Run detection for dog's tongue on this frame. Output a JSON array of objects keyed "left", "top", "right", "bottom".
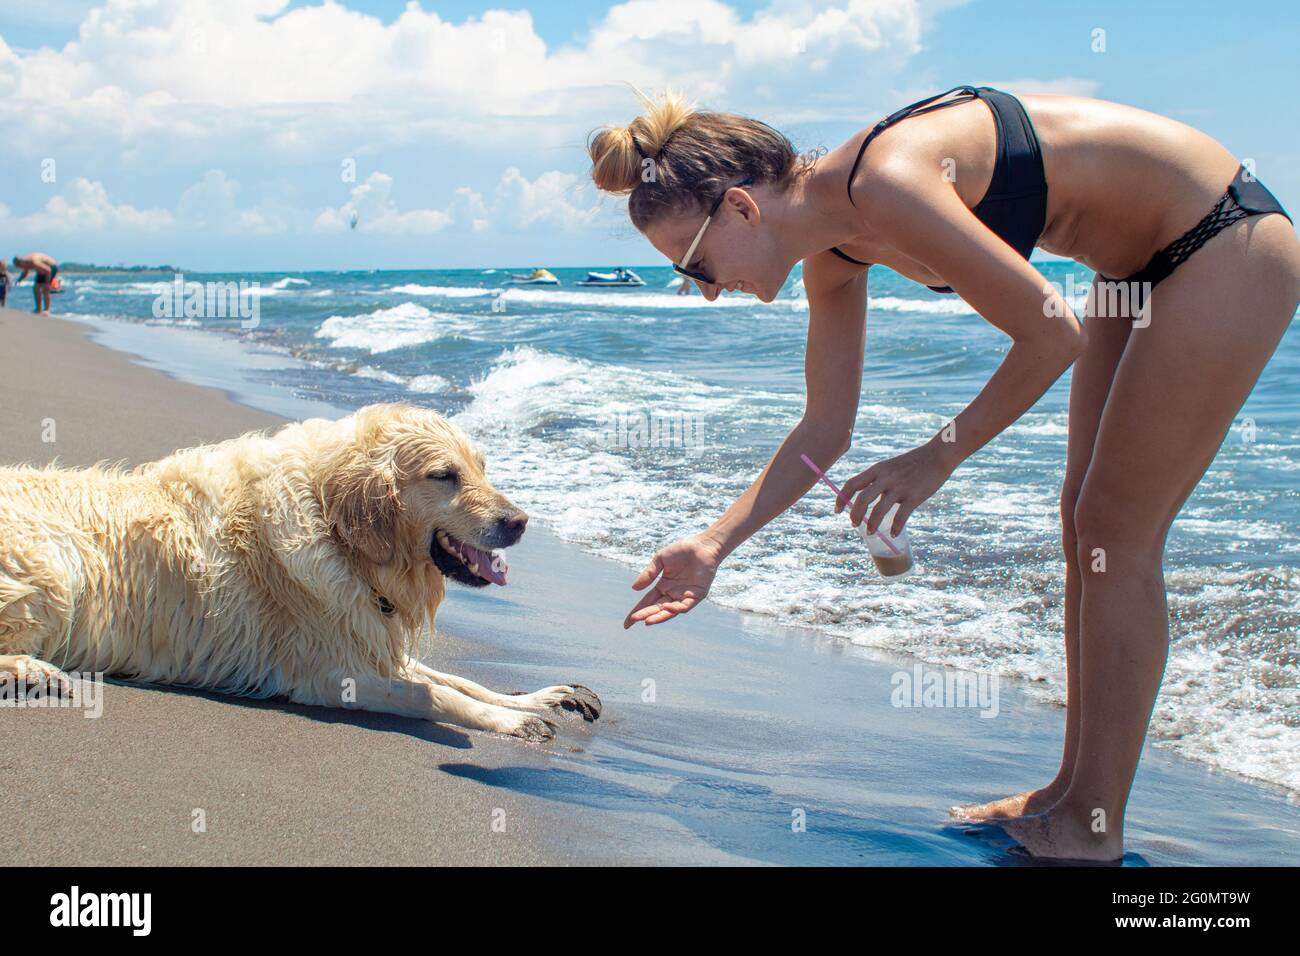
[{"left": 463, "top": 542, "right": 507, "bottom": 586}]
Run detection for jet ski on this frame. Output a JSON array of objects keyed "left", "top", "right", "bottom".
[
  {"left": 576, "top": 267, "right": 644, "bottom": 287},
  {"left": 504, "top": 268, "right": 560, "bottom": 285}
]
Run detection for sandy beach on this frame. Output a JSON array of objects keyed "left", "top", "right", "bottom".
[
  {"left": 0, "top": 308, "right": 600, "bottom": 865},
  {"left": 2, "top": 306, "right": 1297, "bottom": 866}
]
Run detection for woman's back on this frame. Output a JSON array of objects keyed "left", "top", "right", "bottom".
[{"left": 1018, "top": 93, "right": 1243, "bottom": 276}]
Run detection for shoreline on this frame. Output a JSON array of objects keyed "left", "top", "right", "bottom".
[{"left": 3, "top": 307, "right": 1296, "bottom": 865}]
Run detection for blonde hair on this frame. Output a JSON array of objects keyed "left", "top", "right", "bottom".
[{"left": 587, "top": 85, "right": 807, "bottom": 230}]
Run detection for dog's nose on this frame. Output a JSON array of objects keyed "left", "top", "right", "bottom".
[{"left": 494, "top": 509, "right": 528, "bottom": 546}]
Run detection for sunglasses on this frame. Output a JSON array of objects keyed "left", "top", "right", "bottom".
[{"left": 672, "top": 176, "right": 754, "bottom": 286}]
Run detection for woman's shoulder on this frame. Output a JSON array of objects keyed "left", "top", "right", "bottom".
[{"left": 841, "top": 107, "right": 979, "bottom": 212}]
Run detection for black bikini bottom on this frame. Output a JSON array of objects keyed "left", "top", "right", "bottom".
[{"left": 1100, "top": 166, "right": 1292, "bottom": 320}]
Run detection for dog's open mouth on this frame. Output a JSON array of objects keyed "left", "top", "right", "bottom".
[{"left": 431, "top": 529, "right": 509, "bottom": 588}]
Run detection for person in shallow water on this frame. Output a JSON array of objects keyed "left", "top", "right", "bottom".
[
  {"left": 13, "top": 252, "right": 60, "bottom": 314},
  {"left": 586, "top": 85, "right": 1300, "bottom": 862}
]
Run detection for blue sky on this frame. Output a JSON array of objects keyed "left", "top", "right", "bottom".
[{"left": 1, "top": 0, "right": 1295, "bottom": 270}]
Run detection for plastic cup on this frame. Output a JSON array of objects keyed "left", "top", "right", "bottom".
[
  {"left": 858, "top": 501, "right": 913, "bottom": 577},
  {"left": 796, "top": 453, "right": 916, "bottom": 579}
]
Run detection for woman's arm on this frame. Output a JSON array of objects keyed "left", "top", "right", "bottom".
[
  {"left": 839, "top": 148, "right": 1089, "bottom": 537},
  {"left": 703, "top": 263, "right": 868, "bottom": 559},
  {"left": 625, "top": 260, "right": 867, "bottom": 627}
]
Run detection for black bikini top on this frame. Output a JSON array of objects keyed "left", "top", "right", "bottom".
[{"left": 829, "top": 85, "right": 1048, "bottom": 294}]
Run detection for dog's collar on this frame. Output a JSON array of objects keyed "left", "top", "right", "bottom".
[{"left": 373, "top": 591, "right": 396, "bottom": 616}]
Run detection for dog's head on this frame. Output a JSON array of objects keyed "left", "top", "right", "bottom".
[{"left": 320, "top": 403, "right": 527, "bottom": 589}]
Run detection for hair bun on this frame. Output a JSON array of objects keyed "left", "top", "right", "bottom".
[
  {"left": 587, "top": 125, "right": 645, "bottom": 195},
  {"left": 588, "top": 86, "right": 697, "bottom": 195}
]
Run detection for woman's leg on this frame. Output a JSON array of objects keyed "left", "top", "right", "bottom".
[
  {"left": 1002, "top": 213, "right": 1300, "bottom": 860},
  {"left": 953, "top": 278, "right": 1132, "bottom": 821}
]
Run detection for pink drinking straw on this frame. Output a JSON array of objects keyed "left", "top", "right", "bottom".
[{"left": 800, "top": 453, "right": 903, "bottom": 556}]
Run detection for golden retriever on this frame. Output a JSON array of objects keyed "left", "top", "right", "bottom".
[{"left": 0, "top": 402, "right": 599, "bottom": 740}]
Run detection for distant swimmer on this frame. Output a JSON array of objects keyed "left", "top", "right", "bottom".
[{"left": 13, "top": 253, "right": 59, "bottom": 314}]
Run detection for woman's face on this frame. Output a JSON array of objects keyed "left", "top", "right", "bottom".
[{"left": 644, "top": 184, "right": 794, "bottom": 303}]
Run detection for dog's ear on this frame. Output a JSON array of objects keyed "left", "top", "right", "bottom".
[{"left": 322, "top": 454, "right": 400, "bottom": 566}]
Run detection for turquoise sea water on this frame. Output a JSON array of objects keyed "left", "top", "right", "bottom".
[{"left": 59, "top": 263, "right": 1299, "bottom": 794}]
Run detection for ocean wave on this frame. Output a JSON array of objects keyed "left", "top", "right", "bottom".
[
  {"left": 408, "top": 374, "right": 451, "bottom": 393},
  {"left": 1154, "top": 566, "right": 1300, "bottom": 790},
  {"left": 457, "top": 344, "right": 754, "bottom": 437},
  {"left": 1169, "top": 517, "right": 1287, "bottom": 543},
  {"left": 1006, "top": 414, "right": 1069, "bottom": 437},
  {"left": 315, "top": 303, "right": 476, "bottom": 353},
  {"left": 868, "top": 295, "right": 980, "bottom": 316},
  {"left": 483, "top": 289, "right": 989, "bottom": 317},
  {"left": 713, "top": 553, "right": 1300, "bottom": 791},
  {"left": 774, "top": 294, "right": 985, "bottom": 316},
  {"left": 69, "top": 277, "right": 292, "bottom": 298},
  {"left": 388, "top": 283, "right": 495, "bottom": 297},
  {"left": 69, "top": 279, "right": 168, "bottom": 295},
  {"left": 354, "top": 364, "right": 451, "bottom": 393},
  {"left": 855, "top": 402, "right": 949, "bottom": 430},
  {"left": 352, "top": 365, "right": 407, "bottom": 386},
  {"left": 496, "top": 287, "right": 759, "bottom": 310}
]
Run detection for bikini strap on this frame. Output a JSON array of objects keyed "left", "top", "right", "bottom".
[{"left": 845, "top": 85, "right": 980, "bottom": 208}]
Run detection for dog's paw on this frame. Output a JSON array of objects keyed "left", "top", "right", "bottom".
[
  {"left": 557, "top": 684, "right": 601, "bottom": 722},
  {"left": 0, "top": 654, "right": 74, "bottom": 698},
  {"left": 518, "top": 684, "right": 602, "bottom": 722},
  {"left": 500, "top": 711, "right": 558, "bottom": 742}
]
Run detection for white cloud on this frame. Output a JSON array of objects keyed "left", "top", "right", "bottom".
[
  {"left": 314, "top": 167, "right": 604, "bottom": 235},
  {"left": 4, "top": 1, "right": 1108, "bottom": 257},
  {"left": 0, "top": 178, "right": 172, "bottom": 234},
  {"left": 314, "top": 172, "right": 453, "bottom": 236},
  {"left": 0, "top": 0, "right": 942, "bottom": 159},
  {"left": 176, "top": 169, "right": 289, "bottom": 235},
  {"left": 446, "top": 187, "right": 492, "bottom": 233},
  {"left": 0, "top": 162, "right": 604, "bottom": 243},
  {"left": 493, "top": 168, "right": 603, "bottom": 230}
]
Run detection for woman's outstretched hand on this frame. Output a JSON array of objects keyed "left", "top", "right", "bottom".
[
  {"left": 836, "top": 441, "right": 955, "bottom": 536},
  {"left": 624, "top": 533, "right": 724, "bottom": 628}
]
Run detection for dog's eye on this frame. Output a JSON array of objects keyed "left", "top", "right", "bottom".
[{"left": 427, "top": 470, "right": 458, "bottom": 483}]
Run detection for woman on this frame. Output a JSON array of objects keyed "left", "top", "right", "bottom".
[{"left": 587, "top": 85, "right": 1300, "bottom": 862}]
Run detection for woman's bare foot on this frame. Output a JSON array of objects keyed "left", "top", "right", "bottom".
[
  {"left": 998, "top": 807, "right": 1123, "bottom": 863},
  {"left": 949, "top": 786, "right": 1064, "bottom": 821}
]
